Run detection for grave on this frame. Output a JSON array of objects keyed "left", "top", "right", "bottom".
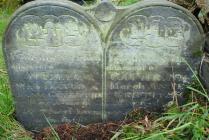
[{"left": 3, "top": 0, "right": 204, "bottom": 130}]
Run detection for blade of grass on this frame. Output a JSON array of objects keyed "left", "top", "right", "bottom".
[
  {"left": 122, "top": 135, "right": 140, "bottom": 140},
  {"left": 43, "top": 114, "right": 60, "bottom": 140},
  {"left": 187, "top": 86, "right": 209, "bottom": 101},
  {"left": 111, "top": 131, "right": 122, "bottom": 140},
  {"left": 142, "top": 123, "right": 192, "bottom": 140},
  {"left": 184, "top": 60, "right": 208, "bottom": 95}
]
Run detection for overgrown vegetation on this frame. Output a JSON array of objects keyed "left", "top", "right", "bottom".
[
  {"left": 111, "top": 62, "right": 209, "bottom": 140},
  {"left": 113, "top": 0, "right": 140, "bottom": 6},
  {"left": 0, "top": 0, "right": 21, "bottom": 12},
  {"left": 0, "top": 5, "right": 32, "bottom": 140}
]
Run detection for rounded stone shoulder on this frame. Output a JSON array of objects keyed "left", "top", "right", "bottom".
[
  {"left": 8, "top": 0, "right": 86, "bottom": 19},
  {"left": 3, "top": 0, "right": 100, "bottom": 44}
]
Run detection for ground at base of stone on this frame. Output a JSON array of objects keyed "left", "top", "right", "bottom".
[
  {"left": 33, "top": 109, "right": 155, "bottom": 140},
  {"left": 34, "top": 120, "right": 131, "bottom": 140}
]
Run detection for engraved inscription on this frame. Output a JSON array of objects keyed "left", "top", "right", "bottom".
[{"left": 119, "top": 15, "right": 190, "bottom": 48}]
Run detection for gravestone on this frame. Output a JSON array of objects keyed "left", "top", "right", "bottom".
[
  {"left": 104, "top": 1, "right": 204, "bottom": 120},
  {"left": 3, "top": 0, "right": 204, "bottom": 130},
  {"left": 200, "top": 34, "right": 209, "bottom": 90},
  {"left": 4, "top": 0, "right": 103, "bottom": 130}
]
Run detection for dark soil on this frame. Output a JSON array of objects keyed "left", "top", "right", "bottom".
[
  {"left": 33, "top": 109, "right": 155, "bottom": 140},
  {"left": 34, "top": 120, "right": 131, "bottom": 140}
]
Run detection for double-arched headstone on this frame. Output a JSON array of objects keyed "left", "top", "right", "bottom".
[{"left": 3, "top": 0, "right": 205, "bottom": 130}]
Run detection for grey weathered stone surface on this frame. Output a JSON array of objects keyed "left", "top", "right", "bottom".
[
  {"left": 105, "top": 1, "right": 204, "bottom": 121},
  {"left": 3, "top": 0, "right": 204, "bottom": 130},
  {"left": 205, "top": 33, "right": 209, "bottom": 53},
  {"left": 4, "top": 0, "right": 103, "bottom": 130},
  {"left": 200, "top": 53, "right": 209, "bottom": 90}
]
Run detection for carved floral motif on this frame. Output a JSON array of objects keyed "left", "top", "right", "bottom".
[
  {"left": 119, "top": 15, "right": 191, "bottom": 48},
  {"left": 15, "top": 15, "right": 99, "bottom": 48}
]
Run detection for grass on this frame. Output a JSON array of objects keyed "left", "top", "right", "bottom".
[
  {"left": 113, "top": 0, "right": 140, "bottom": 6},
  {"left": 44, "top": 115, "right": 61, "bottom": 140},
  {"left": 111, "top": 63, "right": 209, "bottom": 140},
  {"left": 0, "top": 8, "right": 32, "bottom": 140}
]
